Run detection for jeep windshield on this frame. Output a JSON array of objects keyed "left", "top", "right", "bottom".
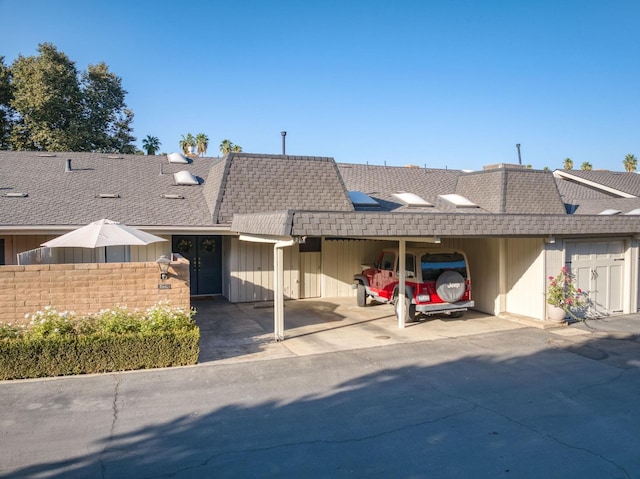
[{"left": 421, "top": 253, "right": 467, "bottom": 281}]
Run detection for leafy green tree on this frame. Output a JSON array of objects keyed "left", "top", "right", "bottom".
[
  {"left": 195, "top": 133, "right": 208, "bottom": 156},
  {"left": 7, "top": 43, "right": 134, "bottom": 153},
  {"left": 81, "top": 62, "right": 132, "bottom": 152},
  {"left": 563, "top": 158, "right": 573, "bottom": 170},
  {"left": 10, "top": 43, "right": 83, "bottom": 151},
  {"left": 0, "top": 56, "right": 13, "bottom": 149},
  {"left": 179, "top": 133, "right": 196, "bottom": 155},
  {"left": 231, "top": 143, "right": 243, "bottom": 152},
  {"left": 623, "top": 153, "right": 637, "bottom": 173},
  {"left": 581, "top": 161, "right": 593, "bottom": 171},
  {"left": 142, "top": 135, "right": 161, "bottom": 155},
  {"left": 110, "top": 108, "right": 136, "bottom": 154}
]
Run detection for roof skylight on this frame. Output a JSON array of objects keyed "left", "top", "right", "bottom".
[
  {"left": 392, "top": 192, "right": 433, "bottom": 207},
  {"left": 3, "top": 192, "right": 28, "bottom": 197},
  {"left": 439, "top": 194, "right": 479, "bottom": 208},
  {"left": 161, "top": 194, "right": 185, "bottom": 199},
  {"left": 625, "top": 209, "right": 640, "bottom": 215},
  {"left": 96, "top": 193, "right": 120, "bottom": 198},
  {"left": 168, "top": 152, "right": 189, "bottom": 164},
  {"left": 173, "top": 170, "right": 199, "bottom": 185},
  {"left": 349, "top": 191, "right": 380, "bottom": 207},
  {"left": 598, "top": 209, "right": 621, "bottom": 215}
]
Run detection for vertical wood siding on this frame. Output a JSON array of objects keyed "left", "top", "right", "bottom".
[
  {"left": 505, "top": 238, "right": 545, "bottom": 319},
  {"left": 226, "top": 237, "right": 300, "bottom": 303}
]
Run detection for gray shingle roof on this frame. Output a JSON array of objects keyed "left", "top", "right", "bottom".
[
  {"left": 341, "top": 164, "right": 566, "bottom": 215},
  {"left": 554, "top": 175, "right": 616, "bottom": 200},
  {"left": 4, "top": 150, "right": 640, "bottom": 239},
  {"left": 289, "top": 211, "right": 640, "bottom": 237},
  {"left": 0, "top": 151, "right": 218, "bottom": 228},
  {"left": 557, "top": 169, "right": 640, "bottom": 197},
  {"left": 569, "top": 198, "right": 640, "bottom": 215},
  {"left": 337, "top": 163, "right": 462, "bottom": 212},
  {"left": 215, "top": 154, "right": 353, "bottom": 224},
  {"left": 232, "top": 210, "right": 640, "bottom": 237}
]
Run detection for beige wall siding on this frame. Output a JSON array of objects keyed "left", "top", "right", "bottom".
[
  {"left": 504, "top": 238, "right": 545, "bottom": 319},
  {"left": 4, "top": 235, "right": 52, "bottom": 265},
  {"left": 226, "top": 237, "right": 300, "bottom": 303},
  {"left": 130, "top": 237, "right": 171, "bottom": 262},
  {"left": 300, "top": 252, "right": 321, "bottom": 298}
]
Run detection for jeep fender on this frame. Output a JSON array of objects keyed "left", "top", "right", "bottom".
[
  {"left": 393, "top": 284, "right": 415, "bottom": 305},
  {"left": 353, "top": 274, "right": 370, "bottom": 288}
]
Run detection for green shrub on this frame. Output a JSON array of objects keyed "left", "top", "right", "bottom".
[{"left": 0, "top": 302, "right": 199, "bottom": 380}]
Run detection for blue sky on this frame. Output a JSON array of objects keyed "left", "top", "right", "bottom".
[{"left": 2, "top": 0, "right": 639, "bottom": 171}]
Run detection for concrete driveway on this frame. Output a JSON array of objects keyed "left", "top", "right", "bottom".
[{"left": 194, "top": 297, "right": 529, "bottom": 363}]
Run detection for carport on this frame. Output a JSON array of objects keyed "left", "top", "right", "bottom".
[{"left": 232, "top": 210, "right": 640, "bottom": 341}]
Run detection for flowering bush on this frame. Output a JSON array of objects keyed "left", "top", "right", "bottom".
[
  {"left": 546, "top": 267, "right": 586, "bottom": 317},
  {"left": 0, "top": 302, "right": 196, "bottom": 341}
]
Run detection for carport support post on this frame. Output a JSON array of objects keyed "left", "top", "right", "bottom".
[
  {"left": 272, "top": 238, "right": 296, "bottom": 341},
  {"left": 398, "top": 239, "right": 406, "bottom": 328},
  {"left": 274, "top": 244, "right": 285, "bottom": 341}
]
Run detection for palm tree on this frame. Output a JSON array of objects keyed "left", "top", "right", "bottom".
[
  {"left": 581, "top": 161, "right": 593, "bottom": 171},
  {"left": 219, "top": 139, "right": 233, "bottom": 155},
  {"left": 623, "top": 153, "right": 637, "bottom": 173},
  {"left": 231, "top": 143, "right": 243, "bottom": 153},
  {"left": 195, "top": 133, "right": 209, "bottom": 157},
  {"left": 563, "top": 158, "right": 573, "bottom": 170},
  {"left": 142, "top": 135, "right": 161, "bottom": 155},
  {"left": 179, "top": 133, "right": 196, "bottom": 155}
]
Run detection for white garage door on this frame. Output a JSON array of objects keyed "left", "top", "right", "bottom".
[{"left": 567, "top": 241, "right": 624, "bottom": 318}]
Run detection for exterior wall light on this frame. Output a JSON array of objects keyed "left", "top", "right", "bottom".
[{"left": 156, "top": 255, "right": 171, "bottom": 280}]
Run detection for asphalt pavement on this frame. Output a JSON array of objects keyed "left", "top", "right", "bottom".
[{"left": 1, "top": 300, "right": 639, "bottom": 478}]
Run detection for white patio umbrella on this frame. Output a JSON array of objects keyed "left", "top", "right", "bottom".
[{"left": 42, "top": 219, "right": 167, "bottom": 260}]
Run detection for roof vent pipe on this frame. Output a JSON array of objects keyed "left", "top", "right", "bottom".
[
  {"left": 281, "top": 131, "right": 286, "bottom": 155},
  {"left": 516, "top": 144, "right": 522, "bottom": 165},
  {"left": 65, "top": 159, "right": 72, "bottom": 172}
]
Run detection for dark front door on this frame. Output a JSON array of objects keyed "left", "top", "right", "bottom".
[{"left": 172, "top": 235, "right": 222, "bottom": 295}]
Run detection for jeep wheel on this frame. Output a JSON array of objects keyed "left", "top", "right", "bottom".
[
  {"left": 356, "top": 283, "right": 367, "bottom": 307},
  {"left": 436, "top": 271, "right": 466, "bottom": 303},
  {"left": 395, "top": 295, "right": 416, "bottom": 323},
  {"left": 448, "top": 311, "right": 464, "bottom": 318}
]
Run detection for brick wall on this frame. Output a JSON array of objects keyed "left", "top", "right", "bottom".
[{"left": 0, "top": 257, "right": 190, "bottom": 325}]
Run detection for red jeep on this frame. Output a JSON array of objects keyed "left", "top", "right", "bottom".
[{"left": 353, "top": 248, "right": 474, "bottom": 322}]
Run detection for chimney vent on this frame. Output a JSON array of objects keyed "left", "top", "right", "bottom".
[{"left": 65, "top": 159, "right": 72, "bottom": 172}]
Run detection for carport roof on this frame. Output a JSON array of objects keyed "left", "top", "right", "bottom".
[{"left": 231, "top": 210, "right": 640, "bottom": 238}]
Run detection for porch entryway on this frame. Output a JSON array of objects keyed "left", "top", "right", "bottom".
[{"left": 173, "top": 235, "right": 222, "bottom": 295}]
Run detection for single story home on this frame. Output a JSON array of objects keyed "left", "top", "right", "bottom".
[{"left": 1, "top": 150, "right": 639, "bottom": 336}]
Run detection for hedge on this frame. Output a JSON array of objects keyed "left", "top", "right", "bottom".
[
  {"left": 0, "top": 303, "right": 200, "bottom": 380},
  {"left": 0, "top": 330, "right": 200, "bottom": 380}
]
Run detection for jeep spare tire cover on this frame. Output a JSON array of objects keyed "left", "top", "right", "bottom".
[{"left": 436, "top": 271, "right": 465, "bottom": 303}]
